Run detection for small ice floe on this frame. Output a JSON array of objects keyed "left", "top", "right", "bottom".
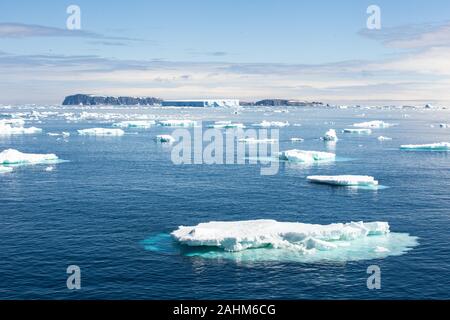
[
  {"left": 439, "top": 123, "right": 449, "bottom": 128},
  {"left": 158, "top": 120, "right": 197, "bottom": 127},
  {"left": 279, "top": 149, "right": 335, "bottom": 163},
  {"left": 238, "top": 138, "right": 277, "bottom": 144},
  {"left": 112, "top": 120, "right": 156, "bottom": 128},
  {"left": 353, "top": 120, "right": 394, "bottom": 128},
  {"left": 77, "top": 128, "right": 125, "bottom": 136},
  {"left": 0, "top": 119, "right": 42, "bottom": 135},
  {"left": 47, "top": 132, "right": 61, "bottom": 136},
  {"left": 208, "top": 121, "right": 245, "bottom": 129},
  {"left": 62, "top": 132, "right": 70, "bottom": 138},
  {"left": 307, "top": 175, "right": 378, "bottom": 187},
  {"left": 343, "top": 128, "right": 372, "bottom": 134},
  {"left": 290, "top": 137, "right": 304, "bottom": 142},
  {"left": 252, "top": 120, "right": 289, "bottom": 128},
  {"left": 293, "top": 123, "right": 302, "bottom": 127},
  {"left": 0, "top": 166, "right": 13, "bottom": 174},
  {"left": 0, "top": 149, "right": 59, "bottom": 165},
  {"left": 45, "top": 166, "right": 54, "bottom": 172},
  {"left": 155, "top": 135, "right": 175, "bottom": 143},
  {"left": 400, "top": 142, "right": 450, "bottom": 151},
  {"left": 374, "top": 246, "right": 390, "bottom": 253},
  {"left": 377, "top": 136, "right": 392, "bottom": 141},
  {"left": 321, "top": 129, "right": 338, "bottom": 141}
]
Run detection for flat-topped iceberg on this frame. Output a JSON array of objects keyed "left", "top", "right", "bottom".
[
  {"left": 112, "top": 120, "right": 156, "bottom": 128},
  {"left": 155, "top": 134, "right": 175, "bottom": 143},
  {"left": 0, "top": 119, "right": 42, "bottom": 135},
  {"left": 307, "top": 175, "right": 378, "bottom": 186},
  {"left": 159, "top": 120, "right": 197, "bottom": 127},
  {"left": 0, "top": 166, "right": 13, "bottom": 173},
  {"left": 165, "top": 219, "right": 418, "bottom": 263},
  {"left": 321, "top": 129, "right": 338, "bottom": 141},
  {"left": 78, "top": 128, "right": 125, "bottom": 136},
  {"left": 279, "top": 149, "right": 335, "bottom": 163},
  {"left": 0, "top": 149, "right": 59, "bottom": 165},
  {"left": 343, "top": 128, "right": 372, "bottom": 134},
  {"left": 353, "top": 120, "right": 394, "bottom": 128},
  {"left": 252, "top": 120, "right": 289, "bottom": 128},
  {"left": 400, "top": 142, "right": 450, "bottom": 151},
  {"left": 172, "top": 219, "right": 389, "bottom": 252}
]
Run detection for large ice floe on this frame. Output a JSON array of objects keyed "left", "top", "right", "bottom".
[
  {"left": 112, "top": 120, "right": 156, "bottom": 128},
  {"left": 0, "top": 119, "right": 42, "bottom": 135},
  {"left": 78, "top": 128, "right": 125, "bottom": 136},
  {"left": 321, "top": 129, "right": 338, "bottom": 141},
  {"left": 278, "top": 149, "right": 335, "bottom": 163},
  {"left": 400, "top": 142, "right": 450, "bottom": 151},
  {"left": 343, "top": 128, "right": 372, "bottom": 134},
  {"left": 167, "top": 220, "right": 418, "bottom": 263},
  {"left": 0, "top": 149, "right": 59, "bottom": 165},
  {"left": 307, "top": 175, "right": 378, "bottom": 187},
  {"left": 158, "top": 120, "right": 197, "bottom": 127},
  {"left": 353, "top": 120, "right": 394, "bottom": 128}
]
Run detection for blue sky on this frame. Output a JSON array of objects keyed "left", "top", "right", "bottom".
[{"left": 1, "top": 0, "right": 450, "bottom": 104}]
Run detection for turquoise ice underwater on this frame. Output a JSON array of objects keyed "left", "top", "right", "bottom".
[{"left": 0, "top": 105, "right": 449, "bottom": 299}]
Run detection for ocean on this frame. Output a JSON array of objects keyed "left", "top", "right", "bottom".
[{"left": 0, "top": 105, "right": 449, "bottom": 299}]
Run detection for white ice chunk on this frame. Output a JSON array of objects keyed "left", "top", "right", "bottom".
[
  {"left": 238, "top": 138, "right": 277, "bottom": 144},
  {"left": 439, "top": 123, "right": 449, "bottom": 128},
  {"left": 290, "top": 137, "right": 304, "bottom": 142},
  {"left": 159, "top": 120, "right": 197, "bottom": 127},
  {"left": 400, "top": 142, "right": 450, "bottom": 151},
  {"left": 208, "top": 121, "right": 245, "bottom": 129},
  {"left": 77, "top": 128, "right": 125, "bottom": 136},
  {"left": 0, "top": 149, "right": 59, "bottom": 165},
  {"left": 279, "top": 149, "right": 335, "bottom": 163},
  {"left": 112, "top": 120, "right": 156, "bottom": 128},
  {"left": 353, "top": 120, "right": 394, "bottom": 128},
  {"left": 171, "top": 219, "right": 390, "bottom": 252},
  {"left": 0, "top": 122, "right": 42, "bottom": 135},
  {"left": 155, "top": 134, "right": 175, "bottom": 143},
  {"left": 0, "top": 166, "right": 13, "bottom": 173},
  {"left": 343, "top": 128, "right": 372, "bottom": 134},
  {"left": 321, "top": 129, "right": 338, "bottom": 141},
  {"left": 307, "top": 175, "right": 378, "bottom": 186},
  {"left": 252, "top": 120, "right": 289, "bottom": 128},
  {"left": 377, "top": 136, "right": 392, "bottom": 141}
]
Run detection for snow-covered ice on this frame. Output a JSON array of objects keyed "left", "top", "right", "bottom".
[
  {"left": 78, "top": 128, "right": 125, "bottom": 136},
  {"left": 112, "top": 120, "right": 156, "bottom": 128},
  {"left": 238, "top": 138, "right": 277, "bottom": 144},
  {"left": 159, "top": 120, "right": 197, "bottom": 127},
  {"left": 208, "top": 121, "right": 245, "bottom": 129},
  {"left": 0, "top": 166, "right": 13, "bottom": 173},
  {"left": 0, "top": 149, "right": 59, "bottom": 165},
  {"left": 343, "top": 128, "right": 372, "bottom": 134},
  {"left": 353, "top": 120, "right": 394, "bottom": 128},
  {"left": 307, "top": 175, "right": 378, "bottom": 186},
  {"left": 0, "top": 119, "right": 42, "bottom": 135},
  {"left": 400, "top": 142, "right": 450, "bottom": 151},
  {"left": 321, "top": 129, "right": 338, "bottom": 141},
  {"left": 252, "top": 120, "right": 289, "bottom": 128},
  {"left": 290, "top": 137, "right": 304, "bottom": 142},
  {"left": 377, "top": 136, "right": 392, "bottom": 141},
  {"left": 278, "top": 149, "right": 335, "bottom": 163}
]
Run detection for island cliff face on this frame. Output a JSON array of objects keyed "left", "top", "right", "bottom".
[{"left": 62, "top": 94, "right": 162, "bottom": 106}]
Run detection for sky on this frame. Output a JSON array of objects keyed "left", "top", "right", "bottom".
[{"left": 1, "top": 0, "right": 450, "bottom": 104}]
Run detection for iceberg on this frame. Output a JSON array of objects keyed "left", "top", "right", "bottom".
[
  {"left": 439, "top": 123, "right": 449, "bottom": 128},
  {"left": 164, "top": 219, "right": 418, "bottom": 263},
  {"left": 77, "top": 128, "right": 125, "bottom": 136},
  {"left": 252, "top": 120, "right": 289, "bottom": 128},
  {"left": 0, "top": 120, "right": 42, "bottom": 135},
  {"left": 159, "top": 120, "right": 197, "bottom": 127},
  {"left": 400, "top": 142, "right": 450, "bottom": 151},
  {"left": 321, "top": 129, "right": 338, "bottom": 141},
  {"left": 353, "top": 120, "right": 394, "bottom": 128},
  {"left": 307, "top": 175, "right": 378, "bottom": 187},
  {"left": 0, "top": 166, "right": 13, "bottom": 173},
  {"left": 112, "top": 120, "right": 156, "bottom": 128},
  {"left": 343, "top": 128, "right": 372, "bottom": 134},
  {"left": 238, "top": 138, "right": 277, "bottom": 144},
  {"left": 0, "top": 149, "right": 59, "bottom": 165},
  {"left": 377, "top": 136, "right": 392, "bottom": 141},
  {"left": 208, "top": 121, "right": 245, "bottom": 129},
  {"left": 155, "top": 134, "right": 175, "bottom": 143},
  {"left": 290, "top": 137, "right": 304, "bottom": 142},
  {"left": 278, "top": 149, "right": 335, "bottom": 163}
]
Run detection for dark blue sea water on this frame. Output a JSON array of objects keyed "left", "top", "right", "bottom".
[{"left": 0, "top": 106, "right": 449, "bottom": 299}]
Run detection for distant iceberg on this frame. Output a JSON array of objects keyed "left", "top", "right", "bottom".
[
  {"left": 159, "top": 120, "right": 197, "bottom": 127},
  {"left": 112, "top": 120, "right": 156, "bottom": 128},
  {"left": 155, "top": 134, "right": 175, "bottom": 143},
  {"left": 377, "top": 136, "right": 392, "bottom": 141},
  {"left": 0, "top": 149, "right": 59, "bottom": 165},
  {"left": 353, "top": 120, "right": 394, "bottom": 128},
  {"left": 252, "top": 120, "right": 289, "bottom": 128},
  {"left": 343, "top": 128, "right": 372, "bottom": 134},
  {"left": 279, "top": 149, "right": 335, "bottom": 163},
  {"left": 238, "top": 138, "right": 277, "bottom": 144},
  {"left": 307, "top": 175, "right": 378, "bottom": 187},
  {"left": 400, "top": 142, "right": 450, "bottom": 151},
  {"left": 0, "top": 119, "right": 42, "bottom": 135},
  {"left": 77, "top": 128, "right": 125, "bottom": 136},
  {"left": 321, "top": 129, "right": 338, "bottom": 141},
  {"left": 290, "top": 137, "right": 304, "bottom": 142}
]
